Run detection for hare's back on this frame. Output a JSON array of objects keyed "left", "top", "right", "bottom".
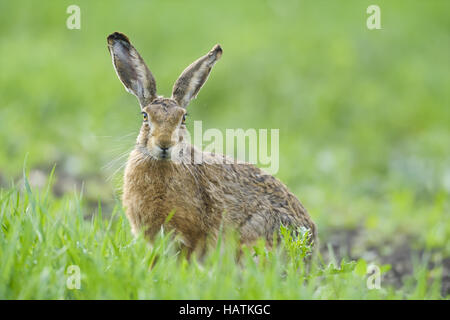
[{"left": 204, "top": 162, "right": 317, "bottom": 242}]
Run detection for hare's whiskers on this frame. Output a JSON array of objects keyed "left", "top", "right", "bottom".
[{"left": 102, "top": 150, "right": 131, "bottom": 170}]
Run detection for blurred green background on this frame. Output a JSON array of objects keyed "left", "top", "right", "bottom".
[{"left": 0, "top": 0, "right": 449, "bottom": 292}]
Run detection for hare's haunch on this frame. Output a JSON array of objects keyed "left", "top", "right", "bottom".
[{"left": 107, "top": 32, "right": 317, "bottom": 257}]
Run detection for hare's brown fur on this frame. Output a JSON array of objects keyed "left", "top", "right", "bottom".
[{"left": 107, "top": 32, "right": 317, "bottom": 257}]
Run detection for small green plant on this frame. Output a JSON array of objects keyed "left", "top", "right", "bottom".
[{"left": 279, "top": 224, "right": 313, "bottom": 267}]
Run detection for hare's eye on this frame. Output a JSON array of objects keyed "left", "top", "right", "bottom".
[
  {"left": 182, "top": 113, "right": 187, "bottom": 125},
  {"left": 142, "top": 112, "right": 148, "bottom": 122}
]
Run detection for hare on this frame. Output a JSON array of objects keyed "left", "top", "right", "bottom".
[{"left": 107, "top": 32, "right": 317, "bottom": 258}]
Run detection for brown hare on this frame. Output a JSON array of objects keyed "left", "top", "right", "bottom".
[{"left": 107, "top": 32, "right": 317, "bottom": 258}]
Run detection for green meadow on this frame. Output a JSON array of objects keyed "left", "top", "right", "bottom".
[{"left": 0, "top": 0, "right": 448, "bottom": 299}]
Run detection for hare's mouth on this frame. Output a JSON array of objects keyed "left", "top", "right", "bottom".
[
  {"left": 157, "top": 152, "right": 171, "bottom": 161},
  {"left": 138, "top": 146, "right": 173, "bottom": 162},
  {"left": 154, "top": 145, "right": 173, "bottom": 161}
]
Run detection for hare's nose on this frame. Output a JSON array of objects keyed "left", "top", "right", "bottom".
[
  {"left": 157, "top": 136, "right": 174, "bottom": 152},
  {"left": 157, "top": 143, "right": 172, "bottom": 151},
  {"left": 157, "top": 144, "right": 172, "bottom": 159}
]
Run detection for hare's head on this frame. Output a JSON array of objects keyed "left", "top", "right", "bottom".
[{"left": 107, "top": 32, "right": 222, "bottom": 161}]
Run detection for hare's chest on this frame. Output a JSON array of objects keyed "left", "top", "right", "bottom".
[{"left": 122, "top": 167, "right": 202, "bottom": 228}]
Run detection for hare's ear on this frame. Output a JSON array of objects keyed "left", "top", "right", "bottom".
[
  {"left": 171, "top": 44, "right": 222, "bottom": 108},
  {"left": 107, "top": 32, "right": 157, "bottom": 108}
]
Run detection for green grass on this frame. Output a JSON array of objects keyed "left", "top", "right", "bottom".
[
  {"left": 0, "top": 172, "right": 443, "bottom": 299},
  {"left": 0, "top": 0, "right": 449, "bottom": 299}
]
